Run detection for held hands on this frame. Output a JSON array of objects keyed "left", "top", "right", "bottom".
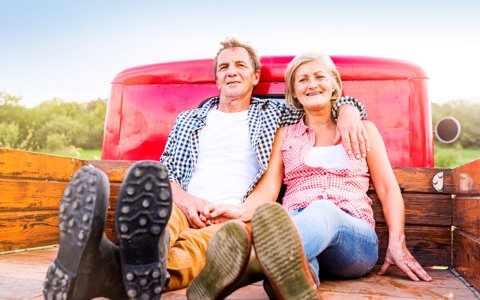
[
  {"left": 176, "top": 194, "right": 211, "bottom": 229},
  {"left": 334, "top": 105, "right": 370, "bottom": 159},
  {"left": 202, "top": 203, "right": 247, "bottom": 224},
  {"left": 179, "top": 198, "right": 246, "bottom": 228},
  {"left": 379, "top": 235, "right": 432, "bottom": 282}
]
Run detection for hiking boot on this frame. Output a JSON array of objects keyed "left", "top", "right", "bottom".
[
  {"left": 186, "top": 220, "right": 263, "bottom": 300},
  {"left": 43, "top": 166, "right": 126, "bottom": 300},
  {"left": 252, "top": 203, "right": 322, "bottom": 300},
  {"left": 115, "top": 161, "right": 172, "bottom": 300},
  {"left": 263, "top": 264, "right": 320, "bottom": 300}
]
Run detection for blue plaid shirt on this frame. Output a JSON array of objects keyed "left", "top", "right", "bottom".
[
  {"left": 160, "top": 96, "right": 365, "bottom": 201},
  {"left": 160, "top": 96, "right": 302, "bottom": 200}
]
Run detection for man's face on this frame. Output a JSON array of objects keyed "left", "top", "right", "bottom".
[{"left": 215, "top": 47, "right": 260, "bottom": 101}]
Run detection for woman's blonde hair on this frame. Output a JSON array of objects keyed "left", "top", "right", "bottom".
[{"left": 284, "top": 52, "right": 343, "bottom": 111}]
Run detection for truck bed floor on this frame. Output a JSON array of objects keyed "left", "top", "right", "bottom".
[{"left": 1, "top": 247, "right": 478, "bottom": 299}]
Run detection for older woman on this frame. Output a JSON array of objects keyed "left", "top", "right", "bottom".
[{"left": 187, "top": 53, "right": 431, "bottom": 300}]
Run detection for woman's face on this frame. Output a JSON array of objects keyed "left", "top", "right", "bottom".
[{"left": 293, "top": 59, "right": 336, "bottom": 111}]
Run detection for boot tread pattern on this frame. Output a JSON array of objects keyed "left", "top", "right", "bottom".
[
  {"left": 116, "top": 161, "right": 172, "bottom": 300},
  {"left": 43, "top": 166, "right": 108, "bottom": 300},
  {"left": 187, "top": 222, "right": 250, "bottom": 300},
  {"left": 117, "top": 168, "right": 171, "bottom": 240},
  {"left": 59, "top": 167, "right": 100, "bottom": 247},
  {"left": 43, "top": 263, "right": 74, "bottom": 300},
  {"left": 124, "top": 262, "right": 164, "bottom": 300},
  {"left": 253, "top": 203, "right": 319, "bottom": 300}
]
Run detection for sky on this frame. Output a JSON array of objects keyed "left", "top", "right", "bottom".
[{"left": 1, "top": 0, "right": 479, "bottom": 107}]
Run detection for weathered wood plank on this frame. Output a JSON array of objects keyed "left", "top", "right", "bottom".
[
  {"left": 371, "top": 193, "right": 452, "bottom": 226},
  {"left": 100, "top": 187, "right": 454, "bottom": 228},
  {"left": 453, "top": 159, "right": 480, "bottom": 195},
  {"left": 390, "top": 167, "right": 453, "bottom": 194},
  {"left": 0, "top": 211, "right": 58, "bottom": 252},
  {"left": 319, "top": 265, "right": 479, "bottom": 299},
  {"left": 0, "top": 176, "right": 453, "bottom": 255},
  {"left": 453, "top": 196, "right": 480, "bottom": 238},
  {"left": 0, "top": 178, "right": 65, "bottom": 210},
  {"left": 0, "top": 148, "right": 83, "bottom": 181},
  {"left": 453, "top": 230, "right": 480, "bottom": 293},
  {"left": 0, "top": 247, "right": 57, "bottom": 299},
  {"left": 376, "top": 225, "right": 451, "bottom": 267},
  {"left": 105, "top": 210, "right": 116, "bottom": 243},
  {"left": 84, "top": 159, "right": 133, "bottom": 183},
  {"left": 85, "top": 161, "right": 454, "bottom": 194}
]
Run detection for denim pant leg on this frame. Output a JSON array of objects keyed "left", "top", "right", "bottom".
[{"left": 290, "top": 200, "right": 378, "bottom": 279}]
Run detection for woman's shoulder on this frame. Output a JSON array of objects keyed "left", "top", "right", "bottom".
[
  {"left": 361, "top": 120, "right": 386, "bottom": 151},
  {"left": 361, "top": 119, "right": 375, "bottom": 128},
  {"left": 361, "top": 120, "right": 380, "bottom": 135},
  {"left": 275, "top": 126, "right": 287, "bottom": 140}
]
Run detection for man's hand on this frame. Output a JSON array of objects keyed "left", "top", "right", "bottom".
[
  {"left": 170, "top": 182, "right": 210, "bottom": 229},
  {"left": 378, "top": 237, "right": 432, "bottom": 282},
  {"left": 202, "top": 203, "right": 247, "bottom": 224},
  {"left": 334, "top": 105, "right": 370, "bottom": 159}
]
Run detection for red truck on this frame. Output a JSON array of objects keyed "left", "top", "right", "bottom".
[
  {"left": 0, "top": 56, "right": 478, "bottom": 299},
  {"left": 103, "top": 56, "right": 433, "bottom": 167}
]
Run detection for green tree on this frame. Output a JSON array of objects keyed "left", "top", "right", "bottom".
[
  {"left": 0, "top": 92, "right": 36, "bottom": 150},
  {"left": 0, "top": 93, "right": 107, "bottom": 151},
  {"left": 0, "top": 122, "right": 20, "bottom": 148},
  {"left": 77, "top": 98, "right": 107, "bottom": 149}
]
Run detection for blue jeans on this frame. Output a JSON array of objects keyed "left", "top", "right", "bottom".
[{"left": 290, "top": 200, "right": 378, "bottom": 281}]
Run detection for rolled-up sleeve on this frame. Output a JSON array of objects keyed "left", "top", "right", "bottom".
[{"left": 160, "top": 115, "right": 183, "bottom": 185}]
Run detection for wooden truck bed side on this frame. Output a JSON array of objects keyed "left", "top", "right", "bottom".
[{"left": 0, "top": 148, "right": 479, "bottom": 299}]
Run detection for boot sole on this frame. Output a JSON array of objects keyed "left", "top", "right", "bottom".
[
  {"left": 115, "top": 161, "right": 172, "bottom": 300},
  {"left": 186, "top": 221, "right": 251, "bottom": 300},
  {"left": 252, "top": 203, "right": 321, "bottom": 300},
  {"left": 43, "top": 166, "right": 110, "bottom": 300}
]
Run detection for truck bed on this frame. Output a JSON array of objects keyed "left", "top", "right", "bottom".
[
  {"left": 1, "top": 247, "right": 478, "bottom": 300},
  {"left": 1, "top": 149, "right": 479, "bottom": 299}
]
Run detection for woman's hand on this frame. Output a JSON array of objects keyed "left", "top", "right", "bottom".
[{"left": 379, "top": 236, "right": 432, "bottom": 282}]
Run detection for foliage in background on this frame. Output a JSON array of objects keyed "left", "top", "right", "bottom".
[
  {"left": 0, "top": 92, "right": 107, "bottom": 155},
  {"left": 0, "top": 122, "right": 19, "bottom": 148}
]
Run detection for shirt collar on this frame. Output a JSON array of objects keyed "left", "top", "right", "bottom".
[
  {"left": 292, "top": 116, "right": 310, "bottom": 137},
  {"left": 192, "top": 96, "right": 219, "bottom": 119},
  {"left": 193, "top": 96, "right": 266, "bottom": 119}
]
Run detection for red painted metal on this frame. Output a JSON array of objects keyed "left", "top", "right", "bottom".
[{"left": 102, "top": 56, "right": 433, "bottom": 167}]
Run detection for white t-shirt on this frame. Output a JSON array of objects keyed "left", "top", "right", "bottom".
[
  {"left": 305, "top": 144, "right": 351, "bottom": 168},
  {"left": 187, "top": 109, "right": 260, "bottom": 205}
]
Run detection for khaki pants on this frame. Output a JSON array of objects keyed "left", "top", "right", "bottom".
[{"left": 164, "top": 204, "right": 222, "bottom": 290}]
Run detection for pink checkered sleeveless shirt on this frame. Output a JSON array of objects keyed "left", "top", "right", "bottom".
[{"left": 281, "top": 119, "right": 375, "bottom": 228}]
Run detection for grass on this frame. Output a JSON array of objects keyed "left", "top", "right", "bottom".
[
  {"left": 35, "top": 147, "right": 102, "bottom": 160},
  {"left": 434, "top": 145, "right": 480, "bottom": 168},
  {"left": 459, "top": 147, "right": 480, "bottom": 164}
]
